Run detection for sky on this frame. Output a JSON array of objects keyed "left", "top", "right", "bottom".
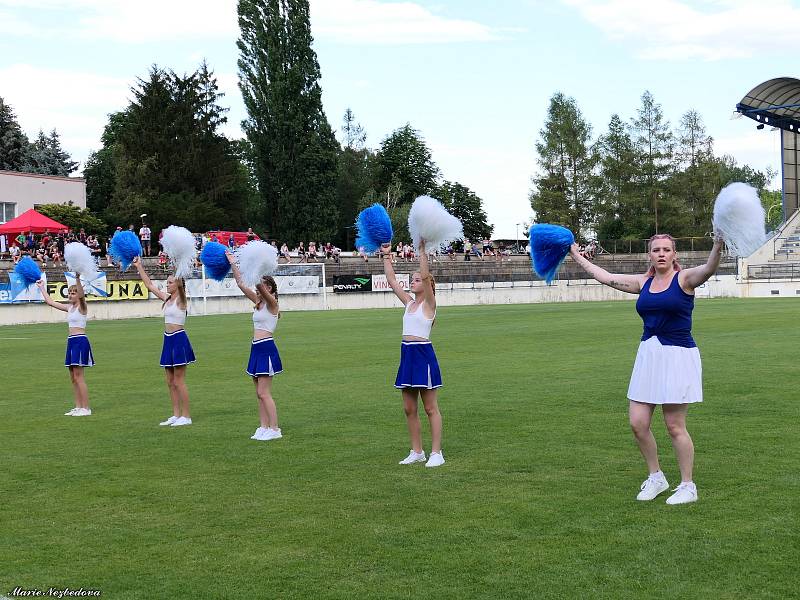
[{"left": 0, "top": 0, "right": 795, "bottom": 238}]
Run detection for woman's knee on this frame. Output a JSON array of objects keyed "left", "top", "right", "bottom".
[
  {"left": 630, "top": 418, "right": 651, "bottom": 438},
  {"left": 664, "top": 419, "right": 688, "bottom": 439}
]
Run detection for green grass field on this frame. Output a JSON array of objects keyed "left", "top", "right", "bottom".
[{"left": 1, "top": 299, "right": 797, "bottom": 599}]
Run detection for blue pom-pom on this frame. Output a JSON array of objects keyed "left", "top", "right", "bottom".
[
  {"left": 529, "top": 224, "right": 575, "bottom": 284},
  {"left": 109, "top": 231, "right": 142, "bottom": 270},
  {"left": 200, "top": 241, "right": 231, "bottom": 282},
  {"left": 355, "top": 204, "right": 393, "bottom": 252},
  {"left": 14, "top": 256, "right": 42, "bottom": 286}
]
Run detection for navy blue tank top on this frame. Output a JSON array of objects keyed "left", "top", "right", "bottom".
[{"left": 636, "top": 273, "right": 695, "bottom": 348}]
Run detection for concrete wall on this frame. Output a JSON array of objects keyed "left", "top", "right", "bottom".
[
  {"left": 2, "top": 275, "right": 798, "bottom": 326},
  {"left": 0, "top": 170, "right": 86, "bottom": 223}
]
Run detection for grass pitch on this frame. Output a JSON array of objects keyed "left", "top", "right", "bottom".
[{"left": 1, "top": 299, "right": 797, "bottom": 599}]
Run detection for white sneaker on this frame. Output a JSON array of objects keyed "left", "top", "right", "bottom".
[
  {"left": 65, "top": 408, "right": 79, "bottom": 416},
  {"left": 159, "top": 416, "right": 179, "bottom": 426},
  {"left": 399, "top": 450, "right": 426, "bottom": 465},
  {"left": 666, "top": 482, "right": 698, "bottom": 505},
  {"left": 636, "top": 472, "right": 670, "bottom": 501},
  {"left": 425, "top": 451, "right": 445, "bottom": 468},
  {"left": 258, "top": 428, "right": 282, "bottom": 441},
  {"left": 251, "top": 427, "right": 267, "bottom": 440},
  {"left": 170, "top": 416, "right": 192, "bottom": 427},
  {"left": 72, "top": 408, "right": 91, "bottom": 416}
]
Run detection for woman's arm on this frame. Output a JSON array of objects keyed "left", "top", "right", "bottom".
[
  {"left": 133, "top": 257, "right": 169, "bottom": 301},
  {"left": 381, "top": 243, "right": 413, "bottom": 305},
  {"left": 227, "top": 253, "right": 260, "bottom": 304},
  {"left": 73, "top": 273, "right": 87, "bottom": 314},
  {"left": 569, "top": 244, "right": 644, "bottom": 294},
  {"left": 417, "top": 240, "right": 436, "bottom": 312},
  {"left": 36, "top": 280, "right": 69, "bottom": 312},
  {"left": 680, "top": 238, "right": 723, "bottom": 291}
]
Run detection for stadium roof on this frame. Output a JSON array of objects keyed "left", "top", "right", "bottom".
[{"left": 736, "top": 77, "right": 800, "bottom": 133}]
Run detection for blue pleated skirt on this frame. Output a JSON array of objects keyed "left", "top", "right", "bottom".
[
  {"left": 160, "top": 330, "right": 196, "bottom": 368},
  {"left": 246, "top": 338, "right": 283, "bottom": 377},
  {"left": 394, "top": 341, "right": 442, "bottom": 389},
  {"left": 65, "top": 334, "right": 94, "bottom": 368}
]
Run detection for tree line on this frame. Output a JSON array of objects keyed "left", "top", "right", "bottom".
[{"left": 530, "top": 91, "right": 782, "bottom": 241}]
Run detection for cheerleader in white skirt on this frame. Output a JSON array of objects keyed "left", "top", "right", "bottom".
[
  {"left": 228, "top": 253, "right": 283, "bottom": 441},
  {"left": 133, "top": 257, "right": 195, "bottom": 427},
  {"left": 37, "top": 275, "right": 94, "bottom": 416},
  {"left": 381, "top": 240, "right": 444, "bottom": 468},
  {"left": 570, "top": 234, "right": 723, "bottom": 504}
]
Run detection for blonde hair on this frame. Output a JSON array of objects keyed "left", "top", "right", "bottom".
[
  {"left": 68, "top": 284, "right": 87, "bottom": 314},
  {"left": 162, "top": 276, "right": 188, "bottom": 311},
  {"left": 256, "top": 275, "right": 280, "bottom": 317},
  {"left": 646, "top": 234, "right": 681, "bottom": 276}
]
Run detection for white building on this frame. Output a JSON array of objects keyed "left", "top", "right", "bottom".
[{"left": 0, "top": 170, "right": 87, "bottom": 223}]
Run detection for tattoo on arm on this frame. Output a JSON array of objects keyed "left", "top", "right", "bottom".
[{"left": 609, "top": 279, "right": 632, "bottom": 290}]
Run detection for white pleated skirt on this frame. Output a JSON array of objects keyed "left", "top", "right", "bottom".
[{"left": 627, "top": 336, "right": 702, "bottom": 405}]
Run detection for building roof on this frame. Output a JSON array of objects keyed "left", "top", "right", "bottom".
[
  {"left": 736, "top": 77, "right": 800, "bottom": 132},
  {"left": 0, "top": 169, "right": 84, "bottom": 183}
]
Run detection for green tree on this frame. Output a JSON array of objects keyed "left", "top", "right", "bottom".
[
  {"left": 630, "top": 91, "right": 675, "bottom": 236},
  {"left": 336, "top": 108, "right": 374, "bottom": 247},
  {"left": 374, "top": 124, "right": 440, "bottom": 207},
  {"left": 86, "top": 64, "right": 252, "bottom": 234},
  {"left": 26, "top": 129, "right": 78, "bottom": 176},
  {"left": 435, "top": 181, "right": 493, "bottom": 241},
  {"left": 0, "top": 97, "right": 30, "bottom": 171},
  {"left": 238, "top": 0, "right": 340, "bottom": 243},
  {"left": 595, "top": 114, "right": 639, "bottom": 239},
  {"left": 37, "top": 203, "right": 106, "bottom": 236},
  {"left": 529, "top": 92, "right": 597, "bottom": 235}
]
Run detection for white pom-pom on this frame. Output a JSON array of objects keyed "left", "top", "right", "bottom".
[
  {"left": 160, "top": 225, "right": 197, "bottom": 279},
  {"left": 713, "top": 182, "right": 766, "bottom": 257},
  {"left": 235, "top": 241, "right": 278, "bottom": 288},
  {"left": 408, "top": 195, "right": 464, "bottom": 250},
  {"left": 64, "top": 242, "right": 99, "bottom": 282}
]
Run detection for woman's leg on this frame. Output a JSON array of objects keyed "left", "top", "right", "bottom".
[
  {"left": 663, "top": 404, "right": 694, "bottom": 482},
  {"left": 254, "top": 376, "right": 278, "bottom": 429},
  {"left": 70, "top": 366, "right": 89, "bottom": 409},
  {"left": 629, "top": 400, "right": 660, "bottom": 473},
  {"left": 402, "top": 389, "right": 422, "bottom": 453},
  {"left": 420, "top": 389, "right": 442, "bottom": 454},
  {"left": 164, "top": 368, "right": 180, "bottom": 416},
  {"left": 172, "top": 366, "right": 190, "bottom": 417}
]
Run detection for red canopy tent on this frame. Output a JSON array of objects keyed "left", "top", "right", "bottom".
[{"left": 0, "top": 208, "right": 70, "bottom": 236}]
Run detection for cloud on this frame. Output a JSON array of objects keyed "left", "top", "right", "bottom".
[
  {"left": 310, "top": 0, "right": 498, "bottom": 44},
  {"left": 0, "top": 64, "right": 131, "bottom": 169},
  {"left": 0, "top": 0, "right": 498, "bottom": 45},
  {"left": 563, "top": 0, "right": 800, "bottom": 60},
  {"left": 715, "top": 128, "right": 782, "bottom": 185}
]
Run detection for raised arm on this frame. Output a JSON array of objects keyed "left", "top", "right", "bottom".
[
  {"left": 680, "top": 237, "right": 723, "bottom": 291},
  {"left": 417, "top": 240, "right": 436, "bottom": 311},
  {"left": 227, "top": 253, "right": 259, "bottom": 304},
  {"left": 381, "top": 243, "right": 413, "bottom": 305},
  {"left": 133, "top": 257, "right": 169, "bottom": 301},
  {"left": 36, "top": 280, "right": 69, "bottom": 312},
  {"left": 569, "top": 244, "right": 644, "bottom": 294}
]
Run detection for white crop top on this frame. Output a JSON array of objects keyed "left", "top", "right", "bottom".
[
  {"left": 253, "top": 303, "right": 278, "bottom": 333},
  {"left": 67, "top": 306, "right": 87, "bottom": 329},
  {"left": 402, "top": 301, "right": 434, "bottom": 339},
  {"left": 164, "top": 299, "right": 187, "bottom": 326}
]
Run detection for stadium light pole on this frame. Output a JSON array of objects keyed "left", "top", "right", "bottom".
[{"left": 516, "top": 223, "right": 521, "bottom": 253}]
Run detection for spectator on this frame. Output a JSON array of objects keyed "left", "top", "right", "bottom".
[
  {"left": 25, "top": 230, "right": 35, "bottom": 251},
  {"left": 325, "top": 242, "right": 333, "bottom": 260},
  {"left": 78, "top": 228, "right": 87, "bottom": 244},
  {"left": 358, "top": 245, "right": 369, "bottom": 263},
  {"left": 472, "top": 242, "right": 483, "bottom": 260},
  {"left": 105, "top": 239, "right": 115, "bottom": 268},
  {"left": 15, "top": 231, "right": 25, "bottom": 249},
  {"left": 395, "top": 241, "right": 403, "bottom": 261},
  {"left": 446, "top": 244, "right": 455, "bottom": 261},
  {"left": 10, "top": 243, "right": 21, "bottom": 264},
  {"left": 279, "top": 242, "right": 290, "bottom": 263},
  {"left": 463, "top": 238, "right": 471, "bottom": 261},
  {"left": 42, "top": 229, "right": 51, "bottom": 249},
  {"left": 246, "top": 227, "right": 256, "bottom": 242},
  {"left": 228, "top": 233, "right": 236, "bottom": 250},
  {"left": 139, "top": 223, "right": 152, "bottom": 256},
  {"left": 308, "top": 241, "right": 317, "bottom": 263},
  {"left": 297, "top": 241, "right": 306, "bottom": 263},
  {"left": 157, "top": 250, "right": 168, "bottom": 271},
  {"left": 332, "top": 245, "right": 341, "bottom": 264},
  {"left": 482, "top": 238, "right": 493, "bottom": 258}
]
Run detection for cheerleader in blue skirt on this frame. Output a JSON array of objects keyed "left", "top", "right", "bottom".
[
  {"left": 37, "top": 275, "right": 94, "bottom": 416},
  {"left": 570, "top": 234, "right": 723, "bottom": 504},
  {"left": 227, "top": 253, "right": 283, "bottom": 441},
  {"left": 133, "top": 257, "right": 195, "bottom": 427},
  {"left": 381, "top": 240, "right": 444, "bottom": 467}
]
